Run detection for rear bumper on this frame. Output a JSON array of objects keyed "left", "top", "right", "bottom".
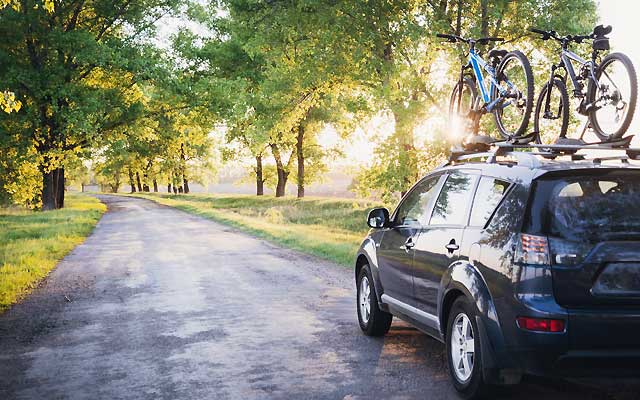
[
  {"left": 503, "top": 308, "right": 640, "bottom": 377},
  {"left": 512, "top": 348, "right": 640, "bottom": 377}
]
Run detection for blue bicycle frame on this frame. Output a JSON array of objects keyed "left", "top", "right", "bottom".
[{"left": 468, "top": 48, "right": 516, "bottom": 112}]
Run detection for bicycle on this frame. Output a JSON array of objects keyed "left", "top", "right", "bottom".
[
  {"left": 532, "top": 25, "right": 637, "bottom": 144},
  {"left": 437, "top": 33, "right": 534, "bottom": 141}
]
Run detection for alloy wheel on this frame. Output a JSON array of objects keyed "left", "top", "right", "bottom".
[
  {"left": 359, "top": 276, "right": 371, "bottom": 324},
  {"left": 450, "top": 312, "right": 475, "bottom": 382}
]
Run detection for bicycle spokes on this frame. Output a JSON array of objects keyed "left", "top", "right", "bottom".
[
  {"left": 593, "top": 58, "right": 633, "bottom": 135},
  {"left": 494, "top": 56, "right": 531, "bottom": 135}
]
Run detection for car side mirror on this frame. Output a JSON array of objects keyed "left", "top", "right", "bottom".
[{"left": 367, "top": 207, "right": 390, "bottom": 229}]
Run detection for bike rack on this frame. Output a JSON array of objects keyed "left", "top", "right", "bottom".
[{"left": 449, "top": 133, "right": 640, "bottom": 168}]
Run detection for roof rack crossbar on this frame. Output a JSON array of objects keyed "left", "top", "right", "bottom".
[
  {"left": 591, "top": 155, "right": 630, "bottom": 164},
  {"left": 446, "top": 136, "right": 640, "bottom": 169}
]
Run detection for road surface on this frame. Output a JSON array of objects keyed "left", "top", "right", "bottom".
[{"left": 1, "top": 195, "right": 638, "bottom": 399}]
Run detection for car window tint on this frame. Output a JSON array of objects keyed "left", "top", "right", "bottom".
[
  {"left": 469, "top": 177, "right": 510, "bottom": 227},
  {"left": 430, "top": 172, "right": 477, "bottom": 226},
  {"left": 394, "top": 176, "right": 440, "bottom": 226}
]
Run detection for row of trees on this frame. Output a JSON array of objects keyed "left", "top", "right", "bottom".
[
  {"left": 0, "top": 0, "right": 597, "bottom": 209},
  {"left": 0, "top": 0, "right": 221, "bottom": 208},
  {"left": 196, "top": 0, "right": 597, "bottom": 201}
]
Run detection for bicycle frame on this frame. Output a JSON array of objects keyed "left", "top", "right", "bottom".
[
  {"left": 466, "top": 48, "right": 514, "bottom": 112},
  {"left": 561, "top": 48, "right": 598, "bottom": 89}
]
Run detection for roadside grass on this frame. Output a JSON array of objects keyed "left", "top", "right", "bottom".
[
  {"left": 126, "top": 192, "right": 384, "bottom": 267},
  {"left": 0, "top": 193, "right": 106, "bottom": 311}
]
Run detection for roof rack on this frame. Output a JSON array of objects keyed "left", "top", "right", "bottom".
[{"left": 446, "top": 134, "right": 640, "bottom": 169}]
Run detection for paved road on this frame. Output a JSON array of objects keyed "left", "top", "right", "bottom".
[{"left": 1, "top": 195, "right": 639, "bottom": 400}]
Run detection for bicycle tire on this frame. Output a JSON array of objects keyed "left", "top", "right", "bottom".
[
  {"left": 534, "top": 78, "right": 570, "bottom": 145},
  {"left": 491, "top": 50, "right": 534, "bottom": 139},
  {"left": 448, "top": 77, "right": 478, "bottom": 134},
  {"left": 587, "top": 52, "right": 638, "bottom": 141}
]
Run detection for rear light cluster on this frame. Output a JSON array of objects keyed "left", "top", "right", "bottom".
[
  {"left": 515, "top": 233, "right": 550, "bottom": 265},
  {"left": 516, "top": 317, "right": 565, "bottom": 333},
  {"left": 516, "top": 233, "right": 590, "bottom": 266}
]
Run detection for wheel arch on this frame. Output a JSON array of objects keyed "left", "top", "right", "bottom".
[
  {"left": 355, "top": 237, "right": 385, "bottom": 304},
  {"left": 438, "top": 261, "right": 507, "bottom": 353},
  {"left": 439, "top": 260, "right": 514, "bottom": 384}
]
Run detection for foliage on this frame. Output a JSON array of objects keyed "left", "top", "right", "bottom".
[{"left": 0, "top": 0, "right": 183, "bottom": 209}]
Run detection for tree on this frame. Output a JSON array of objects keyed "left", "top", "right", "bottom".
[
  {"left": 334, "top": 0, "right": 597, "bottom": 199},
  {"left": 0, "top": 0, "right": 181, "bottom": 209}
]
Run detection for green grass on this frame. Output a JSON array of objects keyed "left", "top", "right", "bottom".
[
  {"left": 0, "top": 193, "right": 106, "bottom": 311},
  {"left": 127, "top": 192, "right": 384, "bottom": 267}
]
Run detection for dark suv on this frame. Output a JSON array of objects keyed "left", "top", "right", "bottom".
[{"left": 354, "top": 147, "right": 640, "bottom": 398}]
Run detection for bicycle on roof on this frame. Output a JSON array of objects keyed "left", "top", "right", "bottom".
[
  {"left": 531, "top": 25, "right": 638, "bottom": 145},
  {"left": 437, "top": 33, "right": 534, "bottom": 141}
]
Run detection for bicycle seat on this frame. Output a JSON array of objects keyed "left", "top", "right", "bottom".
[
  {"left": 488, "top": 49, "right": 508, "bottom": 60},
  {"left": 593, "top": 24, "right": 612, "bottom": 37}
]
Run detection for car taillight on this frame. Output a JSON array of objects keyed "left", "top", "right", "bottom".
[
  {"left": 515, "top": 233, "right": 550, "bottom": 265},
  {"left": 517, "top": 317, "right": 565, "bottom": 333}
]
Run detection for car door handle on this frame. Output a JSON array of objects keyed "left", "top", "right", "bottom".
[
  {"left": 445, "top": 242, "right": 459, "bottom": 253},
  {"left": 404, "top": 237, "right": 415, "bottom": 250}
]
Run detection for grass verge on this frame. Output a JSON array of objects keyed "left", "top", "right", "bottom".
[
  {"left": 126, "top": 192, "right": 383, "bottom": 267},
  {"left": 0, "top": 193, "right": 106, "bottom": 311}
]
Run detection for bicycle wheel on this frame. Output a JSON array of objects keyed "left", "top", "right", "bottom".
[
  {"left": 448, "top": 77, "right": 477, "bottom": 140},
  {"left": 534, "top": 78, "right": 570, "bottom": 145},
  {"left": 587, "top": 52, "right": 638, "bottom": 141},
  {"left": 491, "top": 50, "right": 534, "bottom": 139}
]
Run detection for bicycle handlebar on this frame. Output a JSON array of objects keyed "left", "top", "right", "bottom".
[
  {"left": 531, "top": 28, "right": 594, "bottom": 44},
  {"left": 437, "top": 33, "right": 504, "bottom": 45},
  {"left": 436, "top": 33, "right": 460, "bottom": 42}
]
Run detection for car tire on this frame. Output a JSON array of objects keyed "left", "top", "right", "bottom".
[
  {"left": 446, "top": 297, "right": 492, "bottom": 399},
  {"left": 357, "top": 265, "right": 392, "bottom": 336}
]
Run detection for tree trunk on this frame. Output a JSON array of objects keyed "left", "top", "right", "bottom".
[
  {"left": 55, "top": 167, "right": 65, "bottom": 208},
  {"left": 143, "top": 160, "right": 152, "bottom": 192},
  {"left": 270, "top": 143, "right": 289, "bottom": 197},
  {"left": 392, "top": 108, "right": 417, "bottom": 197},
  {"left": 167, "top": 183, "right": 172, "bottom": 193},
  {"left": 455, "top": 0, "right": 463, "bottom": 36},
  {"left": 172, "top": 184, "right": 177, "bottom": 194},
  {"left": 41, "top": 169, "right": 57, "bottom": 210},
  {"left": 183, "top": 177, "right": 189, "bottom": 194},
  {"left": 128, "top": 167, "right": 136, "bottom": 193},
  {"left": 296, "top": 125, "right": 305, "bottom": 198},
  {"left": 41, "top": 167, "right": 65, "bottom": 210},
  {"left": 180, "top": 143, "right": 190, "bottom": 194},
  {"left": 153, "top": 179, "right": 158, "bottom": 192},
  {"left": 136, "top": 171, "right": 142, "bottom": 192},
  {"left": 255, "top": 155, "right": 264, "bottom": 196},
  {"left": 480, "top": 0, "right": 489, "bottom": 37}
]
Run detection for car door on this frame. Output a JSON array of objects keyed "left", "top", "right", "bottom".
[
  {"left": 377, "top": 175, "right": 444, "bottom": 306},
  {"left": 412, "top": 170, "right": 479, "bottom": 315}
]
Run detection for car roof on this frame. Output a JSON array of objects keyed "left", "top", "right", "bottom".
[{"left": 434, "top": 157, "right": 640, "bottom": 183}]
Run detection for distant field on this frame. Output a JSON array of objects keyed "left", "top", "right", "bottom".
[
  {"left": 0, "top": 194, "right": 106, "bottom": 311},
  {"left": 127, "top": 193, "right": 384, "bottom": 266}
]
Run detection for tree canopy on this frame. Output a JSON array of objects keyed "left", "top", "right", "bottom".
[{"left": 0, "top": 0, "right": 598, "bottom": 208}]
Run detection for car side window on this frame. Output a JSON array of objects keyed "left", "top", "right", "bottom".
[
  {"left": 469, "top": 177, "right": 510, "bottom": 227},
  {"left": 430, "top": 171, "right": 477, "bottom": 226},
  {"left": 394, "top": 176, "right": 441, "bottom": 226}
]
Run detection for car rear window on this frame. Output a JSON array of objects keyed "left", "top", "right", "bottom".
[{"left": 525, "top": 170, "right": 640, "bottom": 242}]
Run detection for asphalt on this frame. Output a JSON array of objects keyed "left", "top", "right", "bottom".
[{"left": 1, "top": 194, "right": 639, "bottom": 400}]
